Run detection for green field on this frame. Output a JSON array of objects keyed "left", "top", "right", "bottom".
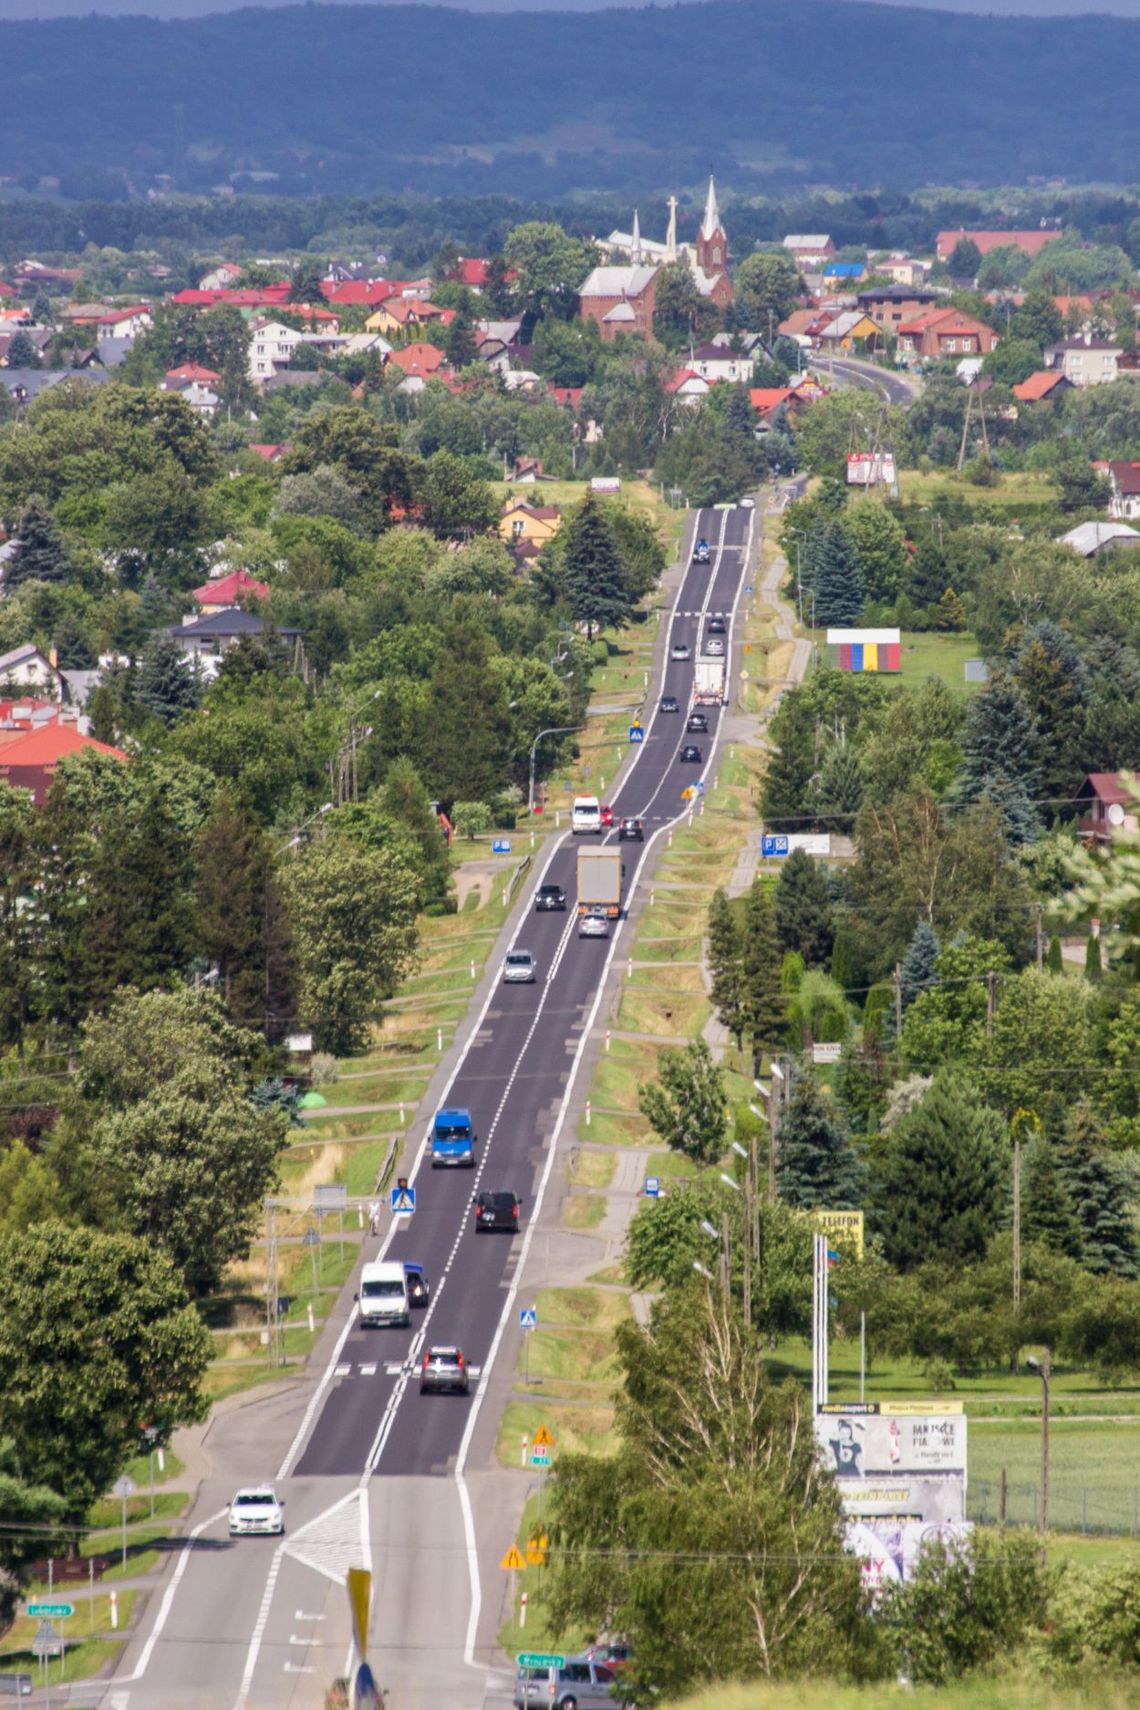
[
  {"left": 809, "top": 628, "right": 980, "bottom": 691},
  {"left": 898, "top": 468, "right": 1059, "bottom": 511}
]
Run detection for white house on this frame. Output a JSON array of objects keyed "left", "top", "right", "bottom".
[
  {"left": 248, "top": 319, "right": 303, "bottom": 379},
  {"left": 1044, "top": 334, "right": 1122, "bottom": 388},
  {"left": 0, "top": 644, "right": 65, "bottom": 694},
  {"left": 689, "top": 342, "right": 753, "bottom": 384},
  {"left": 96, "top": 306, "right": 153, "bottom": 344}
]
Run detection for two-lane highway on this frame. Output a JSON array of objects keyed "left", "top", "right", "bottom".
[{"left": 105, "top": 501, "right": 756, "bottom": 1710}]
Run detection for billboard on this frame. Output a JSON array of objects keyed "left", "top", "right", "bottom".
[
  {"left": 809, "top": 1209, "right": 864, "bottom": 1257},
  {"left": 815, "top": 1409, "right": 966, "bottom": 1478},
  {"left": 837, "top": 1477, "right": 965, "bottom": 1524},
  {"left": 847, "top": 1518, "right": 973, "bottom": 1590}
]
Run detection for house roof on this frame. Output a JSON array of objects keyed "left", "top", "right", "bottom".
[
  {"left": 322, "top": 281, "right": 396, "bottom": 307},
  {"left": 1013, "top": 370, "right": 1070, "bottom": 401},
  {"left": 172, "top": 609, "right": 298, "bottom": 639},
  {"left": 935, "top": 229, "right": 1060, "bottom": 260},
  {"left": 248, "top": 443, "right": 290, "bottom": 460},
  {"left": 579, "top": 265, "right": 656, "bottom": 300},
  {"left": 0, "top": 644, "right": 57, "bottom": 674},
  {"left": 691, "top": 342, "right": 746, "bottom": 362},
  {"left": 165, "top": 362, "right": 221, "bottom": 384},
  {"left": 1080, "top": 772, "right": 1130, "bottom": 806},
  {"left": 502, "top": 501, "right": 560, "bottom": 521},
  {"left": 603, "top": 301, "right": 638, "bottom": 323},
  {"left": 1108, "top": 460, "right": 1140, "bottom": 495},
  {"left": 1058, "top": 522, "right": 1140, "bottom": 556},
  {"left": 783, "top": 235, "right": 831, "bottom": 250},
  {"left": 388, "top": 342, "right": 447, "bottom": 376},
  {"left": 546, "top": 384, "right": 583, "bottom": 409},
  {"left": 750, "top": 387, "right": 795, "bottom": 412},
  {"left": 0, "top": 369, "right": 111, "bottom": 402},
  {"left": 1046, "top": 336, "right": 1122, "bottom": 354},
  {"left": 0, "top": 723, "right": 126, "bottom": 768},
  {"left": 191, "top": 568, "right": 270, "bottom": 606},
  {"left": 663, "top": 368, "right": 707, "bottom": 394},
  {"left": 778, "top": 309, "right": 821, "bottom": 337}
]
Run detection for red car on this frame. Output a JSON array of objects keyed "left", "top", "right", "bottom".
[{"left": 600, "top": 803, "right": 615, "bottom": 827}]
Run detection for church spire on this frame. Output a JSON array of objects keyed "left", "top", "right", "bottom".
[
  {"left": 665, "top": 195, "right": 678, "bottom": 262},
  {"left": 631, "top": 207, "right": 643, "bottom": 264},
  {"left": 701, "top": 173, "right": 721, "bottom": 241}
]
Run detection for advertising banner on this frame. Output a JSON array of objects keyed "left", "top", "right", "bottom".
[
  {"left": 847, "top": 1518, "right": 973, "bottom": 1590},
  {"left": 837, "top": 1476, "right": 965, "bottom": 1524},
  {"left": 815, "top": 1409, "right": 966, "bottom": 1478}
]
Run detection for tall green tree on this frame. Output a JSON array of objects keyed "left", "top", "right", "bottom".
[
  {"left": 1059, "top": 1105, "right": 1140, "bottom": 1278},
  {"left": 842, "top": 500, "right": 907, "bottom": 604},
  {"left": 899, "top": 920, "right": 939, "bottom": 1011},
  {"left": 559, "top": 495, "right": 633, "bottom": 639},
  {"left": 502, "top": 221, "right": 597, "bottom": 322},
  {"left": 734, "top": 251, "right": 802, "bottom": 333},
  {"left": 419, "top": 608, "right": 512, "bottom": 804},
  {"left": 870, "top": 1073, "right": 1007, "bottom": 1270},
  {"left": 774, "top": 847, "right": 834, "bottom": 967},
  {"left": 286, "top": 835, "right": 419, "bottom": 1053},
  {"left": 0, "top": 1442, "right": 68, "bottom": 1627},
  {"left": 775, "top": 1070, "right": 863, "bottom": 1209},
  {"left": 959, "top": 671, "right": 1041, "bottom": 838},
  {"left": 78, "top": 985, "right": 260, "bottom": 1110},
  {"left": 810, "top": 521, "right": 864, "bottom": 626},
  {"left": 707, "top": 888, "right": 746, "bottom": 1050},
  {"left": 740, "top": 877, "right": 785, "bottom": 1070},
  {"left": 379, "top": 756, "right": 451, "bottom": 909},
  {"left": 1022, "top": 1140, "right": 1084, "bottom": 1260},
  {"left": 638, "top": 1039, "right": 728, "bottom": 1172},
  {"left": 79, "top": 784, "right": 197, "bottom": 1008},
  {"left": 134, "top": 635, "right": 200, "bottom": 726},
  {"left": 980, "top": 968, "right": 1092, "bottom": 1132},
  {"left": 0, "top": 1225, "right": 211, "bottom": 1515},
  {"left": 5, "top": 497, "right": 71, "bottom": 589},
  {"left": 420, "top": 450, "right": 497, "bottom": 540},
  {"left": 195, "top": 792, "right": 296, "bottom": 1038}
]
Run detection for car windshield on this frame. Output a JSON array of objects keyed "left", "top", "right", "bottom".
[
  {"left": 362, "top": 1279, "right": 405, "bottom": 1298},
  {"left": 234, "top": 1493, "right": 274, "bottom": 1508},
  {"left": 506, "top": 953, "right": 531, "bottom": 966},
  {"left": 435, "top": 1120, "right": 470, "bottom": 1138}
]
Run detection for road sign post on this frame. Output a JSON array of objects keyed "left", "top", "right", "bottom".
[
  {"left": 628, "top": 725, "right": 644, "bottom": 745},
  {"left": 519, "top": 1306, "right": 538, "bottom": 1385},
  {"left": 518, "top": 1652, "right": 565, "bottom": 1671},
  {"left": 390, "top": 1183, "right": 416, "bottom": 1216},
  {"left": 27, "top": 1605, "right": 73, "bottom": 1620},
  {"left": 644, "top": 1176, "right": 661, "bottom": 1197}
]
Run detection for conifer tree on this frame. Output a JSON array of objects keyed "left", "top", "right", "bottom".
[
  {"left": 776, "top": 1069, "right": 863, "bottom": 1208},
  {"left": 740, "top": 877, "right": 785, "bottom": 1071},
  {"left": 134, "top": 635, "right": 200, "bottom": 727},
  {"left": 1046, "top": 936, "right": 1063, "bottom": 974},
  {"left": 774, "top": 847, "right": 834, "bottom": 967},
  {"left": 560, "top": 496, "right": 632, "bottom": 640},
  {"left": 195, "top": 792, "right": 297, "bottom": 1040},
  {"left": 707, "top": 888, "right": 746, "bottom": 1051},
  {"left": 1022, "top": 1141, "right": 1084, "bottom": 1261},
  {"left": 811, "top": 521, "right": 864, "bottom": 626},
  {"left": 870, "top": 1074, "right": 1006, "bottom": 1270},
  {"left": 5, "top": 498, "right": 70, "bottom": 590},
  {"left": 1084, "top": 933, "right": 1103, "bottom": 982},
  {"left": 1059, "top": 1105, "right": 1140, "bottom": 1277},
  {"left": 900, "top": 921, "right": 939, "bottom": 1012}
]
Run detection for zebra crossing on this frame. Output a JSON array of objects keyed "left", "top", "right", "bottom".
[{"left": 332, "top": 1359, "right": 483, "bottom": 1380}]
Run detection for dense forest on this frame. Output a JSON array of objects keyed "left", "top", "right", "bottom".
[{"left": 1, "top": 0, "right": 1139, "bottom": 197}]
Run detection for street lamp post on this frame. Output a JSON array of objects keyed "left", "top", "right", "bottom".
[
  {"left": 284, "top": 800, "right": 334, "bottom": 854},
  {"left": 528, "top": 724, "right": 584, "bottom": 817},
  {"left": 1027, "top": 1350, "right": 1051, "bottom": 1537}
]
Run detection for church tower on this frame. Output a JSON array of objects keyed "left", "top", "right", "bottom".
[{"left": 695, "top": 174, "right": 727, "bottom": 276}]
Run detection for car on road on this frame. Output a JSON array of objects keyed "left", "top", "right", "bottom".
[
  {"left": 617, "top": 816, "right": 644, "bottom": 841},
  {"left": 535, "top": 883, "right": 567, "bottom": 912},
  {"left": 571, "top": 795, "right": 602, "bottom": 835},
  {"left": 586, "top": 1640, "right": 634, "bottom": 1672},
  {"left": 474, "top": 1189, "right": 522, "bottom": 1232},
  {"left": 514, "top": 1656, "right": 623, "bottom": 1710},
  {"left": 704, "top": 637, "right": 726, "bottom": 657},
  {"left": 228, "top": 1487, "right": 285, "bottom": 1537},
  {"left": 419, "top": 1346, "right": 469, "bottom": 1395},
  {"left": 686, "top": 711, "right": 709, "bottom": 733},
  {"left": 600, "top": 803, "right": 615, "bottom": 827},
  {"left": 740, "top": 496, "right": 756, "bottom": 508},
  {"left": 503, "top": 948, "right": 537, "bottom": 984},
  {"left": 578, "top": 910, "right": 611, "bottom": 938},
  {"left": 404, "top": 1262, "right": 430, "bottom": 1307},
  {"left": 356, "top": 1259, "right": 412, "bottom": 1326},
  {"left": 659, "top": 694, "right": 679, "bottom": 714},
  {"left": 706, "top": 615, "right": 727, "bottom": 635},
  {"left": 692, "top": 537, "right": 710, "bottom": 564},
  {"left": 669, "top": 640, "right": 692, "bottom": 662},
  {"left": 679, "top": 744, "right": 703, "bottom": 763},
  {"left": 431, "top": 1106, "right": 476, "bottom": 1168}
]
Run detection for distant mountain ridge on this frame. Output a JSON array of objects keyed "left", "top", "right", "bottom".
[{"left": 1, "top": 0, "right": 1139, "bottom": 197}]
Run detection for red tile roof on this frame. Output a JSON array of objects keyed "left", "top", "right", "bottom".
[
  {"left": 248, "top": 443, "right": 289, "bottom": 460},
  {"left": 0, "top": 724, "right": 127, "bottom": 769},
  {"left": 165, "top": 362, "right": 221, "bottom": 384},
  {"left": 547, "top": 385, "right": 584, "bottom": 410},
  {"left": 321, "top": 281, "right": 397, "bottom": 307},
  {"left": 388, "top": 342, "right": 447, "bottom": 377},
  {"left": 1084, "top": 772, "right": 1129, "bottom": 805},
  {"left": 191, "top": 568, "right": 270, "bottom": 606},
  {"left": 750, "top": 386, "right": 795, "bottom": 412},
  {"left": 1107, "top": 460, "right": 1140, "bottom": 496},
  {"left": 935, "top": 230, "right": 1060, "bottom": 261},
  {"left": 1013, "top": 370, "right": 1069, "bottom": 401}
]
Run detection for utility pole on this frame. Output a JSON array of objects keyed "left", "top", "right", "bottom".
[
  {"left": 767, "top": 1059, "right": 784, "bottom": 1204},
  {"left": 1028, "top": 1351, "right": 1051, "bottom": 1539},
  {"left": 893, "top": 963, "right": 903, "bottom": 1039},
  {"left": 1035, "top": 904, "right": 1044, "bottom": 972},
  {"left": 986, "top": 969, "right": 997, "bottom": 1037},
  {"left": 1012, "top": 1139, "right": 1021, "bottom": 1314}
]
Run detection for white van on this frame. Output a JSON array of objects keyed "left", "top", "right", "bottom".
[
  {"left": 356, "top": 1260, "right": 410, "bottom": 1328},
  {"left": 571, "top": 796, "right": 602, "bottom": 835}
]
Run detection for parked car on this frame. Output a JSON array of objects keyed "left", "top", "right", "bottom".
[
  {"left": 670, "top": 641, "right": 691, "bottom": 662},
  {"left": 229, "top": 1487, "right": 285, "bottom": 1537},
  {"left": 420, "top": 1346, "right": 469, "bottom": 1395},
  {"left": 659, "top": 694, "right": 680, "bottom": 714},
  {"left": 679, "top": 744, "right": 703, "bottom": 763},
  {"left": 686, "top": 711, "right": 709, "bottom": 733},
  {"left": 578, "top": 911, "right": 611, "bottom": 939},
  {"left": 618, "top": 817, "right": 644, "bottom": 841},
  {"left": 503, "top": 949, "right": 537, "bottom": 984},
  {"left": 514, "top": 1656, "right": 623, "bottom": 1710},
  {"left": 474, "top": 1189, "right": 522, "bottom": 1232},
  {"left": 535, "top": 883, "right": 567, "bottom": 912},
  {"left": 404, "top": 1262, "right": 430, "bottom": 1307}
]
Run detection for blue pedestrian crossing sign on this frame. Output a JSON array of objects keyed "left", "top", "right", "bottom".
[
  {"left": 390, "top": 1184, "right": 416, "bottom": 1215},
  {"left": 519, "top": 1307, "right": 538, "bottom": 1330},
  {"left": 644, "top": 1176, "right": 661, "bottom": 1197},
  {"left": 628, "top": 725, "right": 644, "bottom": 744}
]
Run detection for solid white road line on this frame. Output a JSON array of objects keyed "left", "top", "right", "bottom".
[{"left": 104, "top": 1506, "right": 227, "bottom": 1688}]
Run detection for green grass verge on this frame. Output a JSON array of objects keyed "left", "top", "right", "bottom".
[
  {"left": 670, "top": 1679, "right": 1135, "bottom": 1710},
  {"left": 615, "top": 985, "right": 711, "bottom": 1039},
  {"left": 1, "top": 1592, "right": 136, "bottom": 1682},
  {"left": 534, "top": 1287, "right": 631, "bottom": 1331},
  {"left": 562, "top": 1194, "right": 606, "bottom": 1231},
  {"left": 969, "top": 1419, "right": 1140, "bottom": 1534},
  {"left": 570, "top": 1149, "right": 617, "bottom": 1189},
  {"left": 497, "top": 1402, "right": 618, "bottom": 1468}
]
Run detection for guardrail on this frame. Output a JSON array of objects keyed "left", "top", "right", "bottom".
[{"left": 503, "top": 853, "right": 532, "bottom": 908}]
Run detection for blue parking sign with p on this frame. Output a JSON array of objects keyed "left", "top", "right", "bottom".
[{"left": 761, "top": 834, "right": 789, "bottom": 858}]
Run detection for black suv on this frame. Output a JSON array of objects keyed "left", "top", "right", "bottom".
[
  {"left": 706, "top": 615, "right": 727, "bottom": 635},
  {"left": 686, "top": 711, "right": 709, "bottom": 733},
  {"left": 618, "top": 817, "right": 644, "bottom": 841},
  {"left": 474, "top": 1190, "right": 522, "bottom": 1233},
  {"left": 679, "top": 744, "right": 703, "bottom": 763},
  {"left": 536, "top": 884, "right": 567, "bottom": 912}
]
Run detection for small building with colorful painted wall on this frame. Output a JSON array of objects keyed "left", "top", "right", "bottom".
[{"left": 827, "top": 627, "right": 901, "bottom": 673}]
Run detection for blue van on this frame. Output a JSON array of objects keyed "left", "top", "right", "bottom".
[{"left": 431, "top": 1107, "right": 476, "bottom": 1168}]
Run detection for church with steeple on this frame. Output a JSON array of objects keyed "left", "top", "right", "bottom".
[{"left": 602, "top": 175, "right": 734, "bottom": 310}]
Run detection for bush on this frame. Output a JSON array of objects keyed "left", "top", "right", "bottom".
[
  {"left": 1050, "top": 1561, "right": 1140, "bottom": 1669},
  {"left": 879, "top": 1530, "right": 1049, "bottom": 1684},
  {"left": 452, "top": 800, "right": 492, "bottom": 839},
  {"left": 309, "top": 1051, "right": 339, "bottom": 1086}
]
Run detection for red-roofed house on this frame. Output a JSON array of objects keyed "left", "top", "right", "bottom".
[
  {"left": 546, "top": 385, "right": 584, "bottom": 411},
  {"left": 897, "top": 307, "right": 999, "bottom": 364},
  {"left": 191, "top": 569, "right": 270, "bottom": 614},
  {"left": 387, "top": 343, "right": 448, "bottom": 391},
  {"left": 1013, "top": 370, "right": 1072, "bottom": 403},
  {"left": 1104, "top": 461, "right": 1140, "bottom": 520},
  {"left": 750, "top": 386, "right": 795, "bottom": 413},
  {"left": 447, "top": 258, "right": 491, "bottom": 289},
  {"left": 0, "top": 723, "right": 128, "bottom": 806},
  {"left": 163, "top": 363, "right": 221, "bottom": 387},
  {"left": 96, "top": 305, "right": 153, "bottom": 342},
  {"left": 322, "top": 280, "right": 397, "bottom": 308},
  {"left": 1076, "top": 773, "right": 1140, "bottom": 842},
  {"left": 935, "top": 230, "right": 1061, "bottom": 262},
  {"left": 499, "top": 501, "right": 561, "bottom": 547},
  {"left": 248, "top": 443, "right": 289, "bottom": 462},
  {"left": 664, "top": 369, "right": 710, "bottom": 404}
]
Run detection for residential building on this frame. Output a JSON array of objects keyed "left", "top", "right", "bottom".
[
  {"left": 664, "top": 369, "right": 711, "bottom": 405},
  {"left": 249, "top": 319, "right": 303, "bottom": 379},
  {"left": 783, "top": 235, "right": 835, "bottom": 268},
  {"left": 578, "top": 264, "right": 657, "bottom": 342},
  {"left": 170, "top": 608, "right": 300, "bottom": 665},
  {"left": 1103, "top": 460, "right": 1140, "bottom": 519},
  {"left": 1013, "top": 369, "right": 1073, "bottom": 402},
  {"left": 1057, "top": 521, "right": 1140, "bottom": 558},
  {"left": 689, "top": 342, "right": 752, "bottom": 384},
  {"left": 0, "top": 644, "right": 65, "bottom": 694},
  {"left": 1043, "top": 333, "right": 1122, "bottom": 387},
  {"left": 499, "top": 501, "right": 561, "bottom": 546},
  {"left": 856, "top": 286, "right": 942, "bottom": 332},
  {"left": 896, "top": 308, "right": 999, "bottom": 363},
  {"left": 816, "top": 310, "right": 880, "bottom": 352},
  {"left": 191, "top": 568, "right": 270, "bottom": 613},
  {"left": 364, "top": 300, "right": 453, "bottom": 337},
  {"left": 935, "top": 229, "right": 1061, "bottom": 262},
  {"left": 96, "top": 305, "right": 153, "bottom": 343},
  {"left": 387, "top": 342, "right": 447, "bottom": 392},
  {"left": 1076, "top": 773, "right": 1140, "bottom": 841},
  {"left": 0, "top": 721, "right": 127, "bottom": 806},
  {"left": 0, "top": 368, "right": 111, "bottom": 405}
]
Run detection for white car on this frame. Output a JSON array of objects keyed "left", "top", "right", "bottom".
[
  {"left": 579, "top": 911, "right": 611, "bottom": 939},
  {"left": 229, "top": 1487, "right": 285, "bottom": 1537},
  {"left": 503, "top": 949, "right": 537, "bottom": 984},
  {"left": 670, "top": 641, "right": 692, "bottom": 662},
  {"left": 704, "top": 637, "right": 726, "bottom": 657}
]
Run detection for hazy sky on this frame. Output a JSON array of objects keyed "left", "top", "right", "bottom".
[{"left": 0, "top": 0, "right": 1137, "bottom": 18}]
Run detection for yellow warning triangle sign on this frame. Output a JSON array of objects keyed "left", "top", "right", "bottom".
[
  {"left": 532, "top": 1423, "right": 554, "bottom": 1448},
  {"left": 501, "top": 1544, "right": 526, "bottom": 1571}
]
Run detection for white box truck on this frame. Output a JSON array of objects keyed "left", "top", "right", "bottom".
[
  {"left": 577, "top": 848, "right": 623, "bottom": 918},
  {"left": 694, "top": 657, "right": 726, "bottom": 705}
]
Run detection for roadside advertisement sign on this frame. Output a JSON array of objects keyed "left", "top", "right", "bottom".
[
  {"left": 808, "top": 1209, "right": 864, "bottom": 1258},
  {"left": 847, "top": 1518, "right": 973, "bottom": 1590},
  {"left": 837, "top": 1476, "right": 965, "bottom": 1524},
  {"left": 815, "top": 1409, "right": 966, "bottom": 1478}
]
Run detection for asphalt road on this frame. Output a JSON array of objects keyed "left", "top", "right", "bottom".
[
  {"left": 100, "top": 502, "right": 757, "bottom": 1710},
  {"left": 824, "top": 352, "right": 921, "bottom": 407}
]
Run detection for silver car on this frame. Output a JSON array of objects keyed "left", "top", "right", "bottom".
[
  {"left": 503, "top": 949, "right": 537, "bottom": 984},
  {"left": 704, "top": 636, "right": 726, "bottom": 656},
  {"left": 514, "top": 1657, "right": 622, "bottom": 1710},
  {"left": 578, "top": 911, "right": 611, "bottom": 939},
  {"left": 670, "top": 641, "right": 691, "bottom": 661}
]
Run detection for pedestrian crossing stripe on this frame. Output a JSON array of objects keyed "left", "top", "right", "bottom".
[{"left": 501, "top": 1544, "right": 526, "bottom": 1571}]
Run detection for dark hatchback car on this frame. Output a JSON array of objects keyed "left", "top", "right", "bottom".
[
  {"left": 535, "top": 883, "right": 567, "bottom": 912},
  {"left": 686, "top": 711, "right": 709, "bottom": 733},
  {"left": 474, "top": 1190, "right": 522, "bottom": 1232},
  {"left": 660, "top": 694, "right": 680, "bottom": 714},
  {"left": 679, "top": 744, "right": 703, "bottom": 763},
  {"left": 706, "top": 615, "right": 727, "bottom": 635},
  {"left": 404, "top": 1263, "right": 430, "bottom": 1307},
  {"left": 618, "top": 817, "right": 644, "bottom": 841}
]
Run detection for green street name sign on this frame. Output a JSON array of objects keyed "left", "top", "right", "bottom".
[
  {"left": 518, "top": 1652, "right": 565, "bottom": 1670},
  {"left": 27, "top": 1603, "right": 73, "bottom": 1618}
]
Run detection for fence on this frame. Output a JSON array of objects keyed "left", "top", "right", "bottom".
[{"left": 970, "top": 1478, "right": 1140, "bottom": 1536}]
